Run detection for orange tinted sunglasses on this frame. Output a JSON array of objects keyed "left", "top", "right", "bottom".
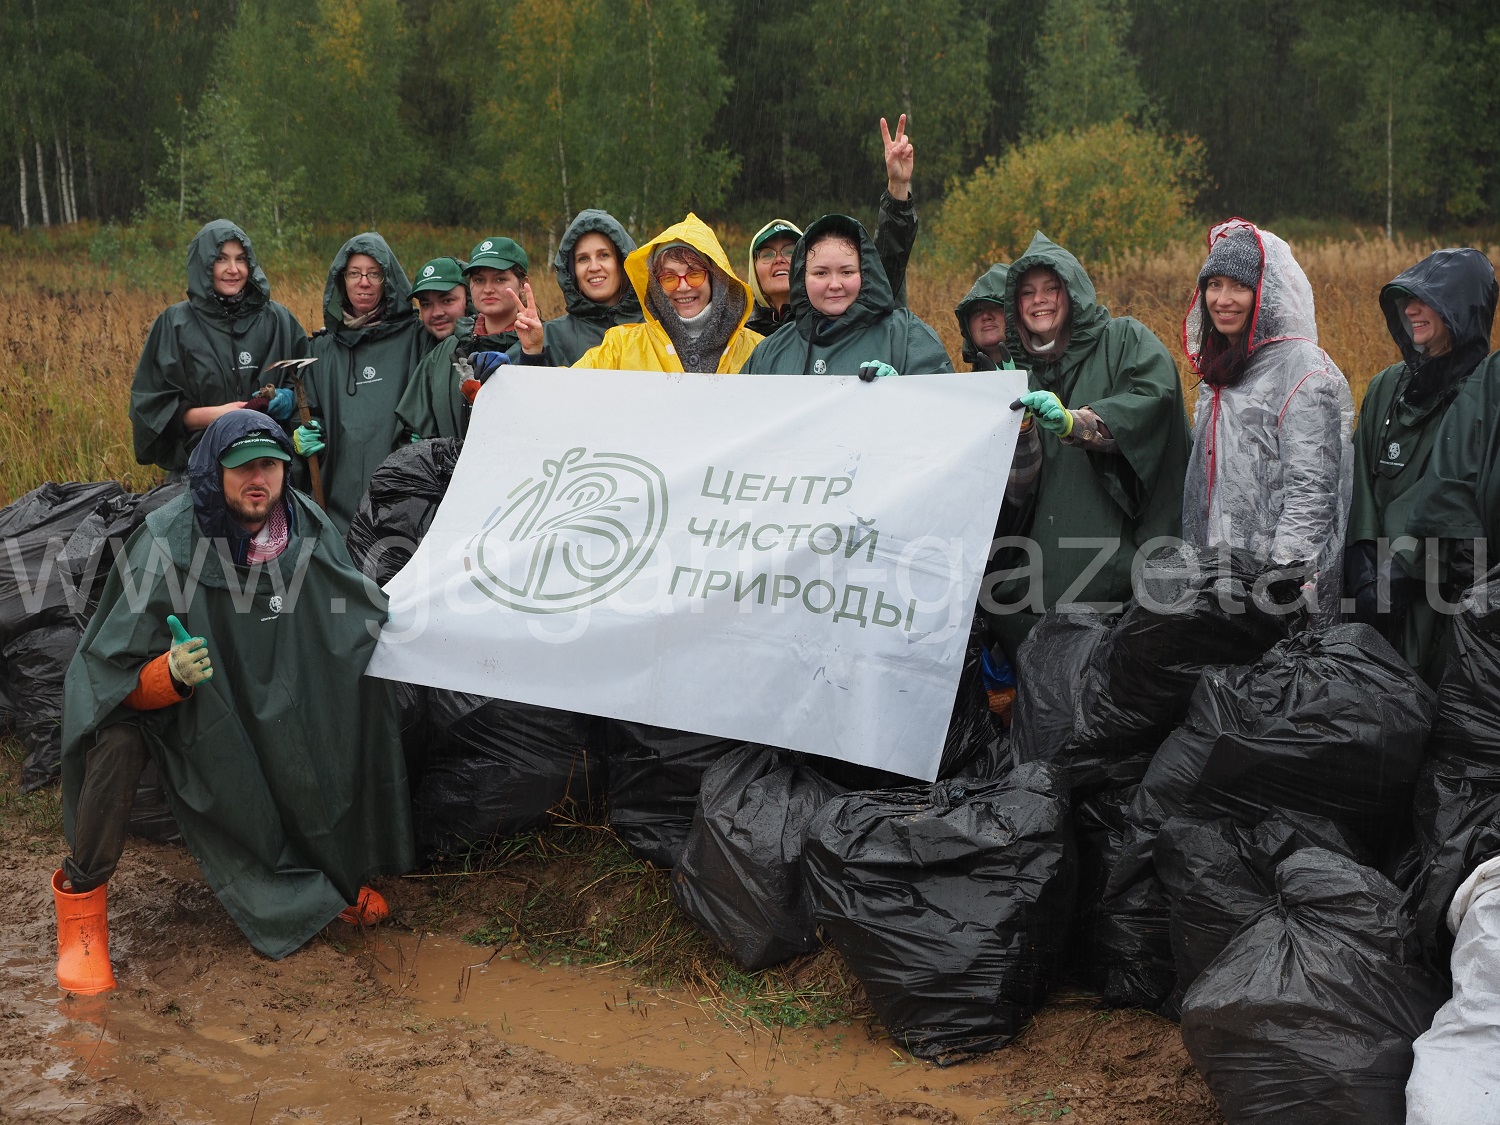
[{"left": 656, "top": 268, "right": 708, "bottom": 292}]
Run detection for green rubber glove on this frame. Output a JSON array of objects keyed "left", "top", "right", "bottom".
[
  {"left": 166, "top": 614, "right": 213, "bottom": 686},
  {"left": 1017, "top": 390, "right": 1074, "bottom": 437},
  {"left": 292, "top": 419, "right": 324, "bottom": 456},
  {"left": 857, "top": 360, "right": 899, "bottom": 382}
]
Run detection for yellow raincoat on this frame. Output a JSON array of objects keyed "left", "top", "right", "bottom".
[{"left": 574, "top": 213, "right": 762, "bottom": 373}]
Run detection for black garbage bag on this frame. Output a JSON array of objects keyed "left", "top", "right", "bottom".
[
  {"left": 7, "top": 622, "right": 83, "bottom": 791},
  {"left": 1180, "top": 848, "right": 1448, "bottom": 1125},
  {"left": 1112, "top": 622, "right": 1433, "bottom": 891},
  {"left": 802, "top": 764, "right": 1076, "bottom": 1065},
  {"left": 395, "top": 680, "right": 431, "bottom": 791},
  {"left": 670, "top": 746, "right": 846, "bottom": 970},
  {"left": 345, "top": 438, "right": 463, "bottom": 585},
  {"left": 1155, "top": 811, "right": 1370, "bottom": 1009},
  {"left": 1403, "top": 781, "right": 1500, "bottom": 964},
  {"left": 1011, "top": 609, "right": 1119, "bottom": 790},
  {"left": 1067, "top": 784, "right": 1176, "bottom": 1008},
  {"left": 128, "top": 758, "right": 182, "bottom": 843},
  {"left": 58, "top": 482, "right": 185, "bottom": 622},
  {"left": 605, "top": 721, "right": 750, "bottom": 868},
  {"left": 0, "top": 481, "right": 126, "bottom": 643},
  {"left": 415, "top": 690, "right": 605, "bottom": 862},
  {"left": 1403, "top": 576, "right": 1500, "bottom": 959},
  {"left": 1012, "top": 546, "right": 1292, "bottom": 795},
  {"left": 1098, "top": 624, "right": 1433, "bottom": 1013}
]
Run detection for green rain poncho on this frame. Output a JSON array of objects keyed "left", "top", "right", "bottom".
[
  {"left": 741, "top": 214, "right": 953, "bottom": 376},
  {"left": 539, "top": 209, "right": 643, "bottom": 365},
  {"left": 1348, "top": 248, "right": 1499, "bottom": 683},
  {"left": 394, "top": 316, "right": 518, "bottom": 444},
  {"left": 61, "top": 410, "right": 413, "bottom": 959},
  {"left": 307, "top": 232, "right": 427, "bottom": 532},
  {"left": 986, "top": 233, "right": 1190, "bottom": 661},
  {"left": 955, "top": 263, "right": 1014, "bottom": 371},
  {"left": 130, "top": 220, "right": 308, "bottom": 473}
]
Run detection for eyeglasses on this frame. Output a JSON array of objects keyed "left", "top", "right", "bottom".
[
  {"left": 344, "top": 268, "right": 385, "bottom": 283},
  {"left": 656, "top": 268, "right": 708, "bottom": 292},
  {"left": 755, "top": 246, "right": 794, "bottom": 264}
]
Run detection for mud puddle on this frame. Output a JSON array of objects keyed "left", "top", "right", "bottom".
[{"left": 365, "top": 931, "right": 1000, "bottom": 1113}]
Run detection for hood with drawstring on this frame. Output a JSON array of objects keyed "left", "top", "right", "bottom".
[
  {"left": 1348, "top": 247, "right": 1499, "bottom": 679},
  {"left": 319, "top": 231, "right": 418, "bottom": 342},
  {"left": 1379, "top": 248, "right": 1498, "bottom": 404},
  {"left": 986, "top": 231, "right": 1189, "bottom": 661},
  {"left": 741, "top": 214, "right": 952, "bottom": 376},
  {"left": 187, "top": 408, "right": 298, "bottom": 565},
  {"left": 130, "top": 220, "right": 309, "bottom": 473},
  {"left": 573, "top": 213, "right": 762, "bottom": 374},
  {"left": 306, "top": 231, "right": 428, "bottom": 533},
  {"left": 537, "top": 209, "right": 644, "bottom": 366},
  {"left": 1180, "top": 219, "right": 1354, "bottom": 622},
  {"left": 955, "top": 263, "right": 1012, "bottom": 370}
]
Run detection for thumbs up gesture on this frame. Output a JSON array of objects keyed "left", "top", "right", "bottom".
[{"left": 166, "top": 614, "right": 213, "bottom": 687}]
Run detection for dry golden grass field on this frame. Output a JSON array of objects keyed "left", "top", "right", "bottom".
[{"left": 1, "top": 223, "right": 1497, "bottom": 506}]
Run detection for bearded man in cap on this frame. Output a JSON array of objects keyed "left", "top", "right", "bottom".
[{"left": 51, "top": 410, "right": 413, "bottom": 995}]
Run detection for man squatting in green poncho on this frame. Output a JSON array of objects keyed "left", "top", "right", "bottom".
[{"left": 51, "top": 410, "right": 413, "bottom": 995}]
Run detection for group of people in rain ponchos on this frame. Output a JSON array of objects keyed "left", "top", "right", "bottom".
[{"left": 52, "top": 114, "right": 1500, "bottom": 994}]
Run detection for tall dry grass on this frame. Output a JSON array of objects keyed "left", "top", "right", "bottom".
[{"left": 2, "top": 229, "right": 1497, "bottom": 505}]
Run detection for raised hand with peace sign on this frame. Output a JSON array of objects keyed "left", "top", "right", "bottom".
[
  {"left": 881, "top": 114, "right": 914, "bottom": 202},
  {"left": 511, "top": 280, "right": 547, "bottom": 357}
]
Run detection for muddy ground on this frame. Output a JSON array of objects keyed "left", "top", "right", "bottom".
[{"left": 1, "top": 792, "right": 1223, "bottom": 1125}]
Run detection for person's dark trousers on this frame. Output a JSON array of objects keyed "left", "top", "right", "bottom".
[{"left": 63, "top": 723, "right": 151, "bottom": 893}]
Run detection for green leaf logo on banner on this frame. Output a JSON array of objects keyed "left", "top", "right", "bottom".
[{"left": 464, "top": 446, "right": 668, "bottom": 613}]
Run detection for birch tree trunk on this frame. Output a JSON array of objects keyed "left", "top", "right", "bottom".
[
  {"left": 17, "top": 147, "right": 30, "bottom": 228},
  {"left": 85, "top": 129, "right": 98, "bottom": 219},
  {"left": 34, "top": 137, "right": 50, "bottom": 225},
  {"left": 64, "top": 125, "right": 79, "bottom": 222},
  {"left": 54, "top": 133, "right": 72, "bottom": 223}
]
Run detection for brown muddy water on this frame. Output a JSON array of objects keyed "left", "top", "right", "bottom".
[{"left": 0, "top": 835, "right": 1223, "bottom": 1124}]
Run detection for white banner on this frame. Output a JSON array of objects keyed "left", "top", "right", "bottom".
[{"left": 367, "top": 366, "right": 1025, "bottom": 780}]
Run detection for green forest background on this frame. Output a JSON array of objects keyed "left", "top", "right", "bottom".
[{"left": 3, "top": 0, "right": 1498, "bottom": 261}]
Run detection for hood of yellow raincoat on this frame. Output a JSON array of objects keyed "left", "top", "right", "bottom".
[{"left": 624, "top": 213, "right": 753, "bottom": 335}]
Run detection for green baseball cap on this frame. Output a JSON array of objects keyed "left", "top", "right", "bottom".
[
  {"left": 411, "top": 256, "right": 468, "bottom": 296},
  {"left": 220, "top": 432, "right": 291, "bottom": 468},
  {"left": 752, "top": 220, "right": 802, "bottom": 255},
  {"left": 466, "top": 237, "right": 528, "bottom": 274}
]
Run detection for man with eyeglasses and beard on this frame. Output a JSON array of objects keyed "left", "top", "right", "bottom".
[
  {"left": 51, "top": 410, "right": 413, "bottom": 996},
  {"left": 744, "top": 116, "right": 920, "bottom": 338},
  {"left": 297, "top": 232, "right": 426, "bottom": 533}
]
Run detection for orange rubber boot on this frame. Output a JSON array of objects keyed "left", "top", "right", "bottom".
[
  {"left": 52, "top": 870, "right": 117, "bottom": 995},
  {"left": 337, "top": 886, "right": 389, "bottom": 926}
]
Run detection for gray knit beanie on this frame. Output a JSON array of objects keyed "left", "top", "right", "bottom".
[{"left": 1198, "top": 227, "right": 1263, "bottom": 289}]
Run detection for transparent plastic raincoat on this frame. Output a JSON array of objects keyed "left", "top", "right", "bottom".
[{"left": 1181, "top": 219, "right": 1354, "bottom": 619}]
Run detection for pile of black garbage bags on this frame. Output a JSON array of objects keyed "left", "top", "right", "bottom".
[
  {"left": 0, "top": 480, "right": 183, "bottom": 797},
  {"left": 13, "top": 448, "right": 1500, "bottom": 1121}
]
